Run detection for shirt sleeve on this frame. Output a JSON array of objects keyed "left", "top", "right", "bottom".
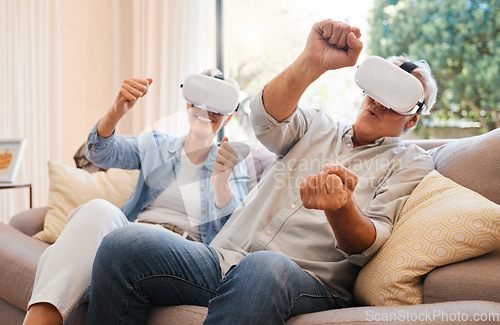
[
  {"left": 85, "top": 121, "right": 141, "bottom": 170},
  {"left": 249, "top": 87, "right": 320, "bottom": 156},
  {"left": 337, "top": 145, "right": 435, "bottom": 266}
]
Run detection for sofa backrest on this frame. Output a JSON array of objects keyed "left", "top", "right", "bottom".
[
  {"left": 244, "top": 144, "right": 275, "bottom": 192},
  {"left": 427, "top": 128, "right": 500, "bottom": 205}
]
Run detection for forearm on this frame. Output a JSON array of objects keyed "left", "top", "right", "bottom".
[
  {"left": 325, "top": 200, "right": 376, "bottom": 254},
  {"left": 262, "top": 53, "right": 325, "bottom": 122},
  {"left": 97, "top": 108, "right": 122, "bottom": 138}
]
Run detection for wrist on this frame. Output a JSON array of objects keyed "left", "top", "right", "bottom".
[
  {"left": 106, "top": 106, "right": 124, "bottom": 123},
  {"left": 213, "top": 181, "right": 232, "bottom": 209},
  {"left": 97, "top": 110, "right": 120, "bottom": 138},
  {"left": 339, "top": 197, "right": 356, "bottom": 211},
  {"left": 325, "top": 197, "right": 356, "bottom": 219},
  {"left": 294, "top": 53, "right": 327, "bottom": 84},
  {"left": 212, "top": 177, "right": 230, "bottom": 189}
]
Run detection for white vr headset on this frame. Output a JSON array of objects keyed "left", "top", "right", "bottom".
[
  {"left": 181, "top": 74, "right": 239, "bottom": 115},
  {"left": 355, "top": 56, "right": 427, "bottom": 115}
]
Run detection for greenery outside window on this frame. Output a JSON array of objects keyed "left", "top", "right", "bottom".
[{"left": 221, "top": 0, "right": 498, "bottom": 142}]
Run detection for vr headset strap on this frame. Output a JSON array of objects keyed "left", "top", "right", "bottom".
[{"left": 399, "top": 61, "right": 418, "bottom": 73}]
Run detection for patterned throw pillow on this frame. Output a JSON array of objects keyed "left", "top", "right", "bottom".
[
  {"left": 354, "top": 170, "right": 500, "bottom": 305},
  {"left": 33, "top": 160, "right": 139, "bottom": 244}
]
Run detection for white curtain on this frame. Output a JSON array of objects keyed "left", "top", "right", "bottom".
[
  {"left": 0, "top": 0, "right": 61, "bottom": 223},
  {"left": 0, "top": 0, "right": 215, "bottom": 223},
  {"left": 118, "top": 0, "right": 216, "bottom": 137}
]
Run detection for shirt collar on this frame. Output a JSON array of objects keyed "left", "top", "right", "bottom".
[
  {"left": 167, "top": 135, "right": 218, "bottom": 171},
  {"left": 167, "top": 135, "right": 186, "bottom": 154},
  {"left": 344, "top": 124, "right": 402, "bottom": 147}
]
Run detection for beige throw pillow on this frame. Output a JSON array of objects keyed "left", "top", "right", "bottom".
[
  {"left": 354, "top": 170, "right": 500, "bottom": 305},
  {"left": 33, "top": 160, "right": 139, "bottom": 244}
]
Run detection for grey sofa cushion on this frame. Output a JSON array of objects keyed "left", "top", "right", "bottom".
[
  {"left": 147, "top": 305, "right": 208, "bottom": 325},
  {"left": 0, "top": 297, "right": 26, "bottom": 325},
  {"left": 146, "top": 301, "right": 500, "bottom": 325},
  {"left": 287, "top": 300, "right": 500, "bottom": 325},
  {"left": 245, "top": 144, "right": 275, "bottom": 191},
  {"left": 429, "top": 128, "right": 500, "bottom": 204},
  {"left": 56, "top": 300, "right": 500, "bottom": 324},
  {"left": 424, "top": 247, "right": 500, "bottom": 304}
]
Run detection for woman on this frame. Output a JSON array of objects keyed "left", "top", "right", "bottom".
[{"left": 23, "top": 70, "right": 249, "bottom": 324}]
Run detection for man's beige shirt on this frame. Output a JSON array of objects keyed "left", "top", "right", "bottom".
[{"left": 210, "top": 88, "right": 434, "bottom": 306}]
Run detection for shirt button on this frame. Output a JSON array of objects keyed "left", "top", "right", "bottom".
[
  {"left": 346, "top": 143, "right": 352, "bottom": 148},
  {"left": 201, "top": 188, "right": 205, "bottom": 192},
  {"left": 290, "top": 203, "right": 296, "bottom": 209},
  {"left": 201, "top": 210, "right": 206, "bottom": 214},
  {"left": 266, "top": 230, "right": 272, "bottom": 236},
  {"left": 203, "top": 233, "right": 207, "bottom": 237}
]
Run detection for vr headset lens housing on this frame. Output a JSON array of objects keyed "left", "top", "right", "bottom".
[
  {"left": 355, "top": 56, "right": 426, "bottom": 115},
  {"left": 181, "top": 74, "right": 239, "bottom": 115}
]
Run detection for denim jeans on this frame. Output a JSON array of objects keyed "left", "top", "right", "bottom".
[{"left": 85, "top": 225, "right": 341, "bottom": 325}]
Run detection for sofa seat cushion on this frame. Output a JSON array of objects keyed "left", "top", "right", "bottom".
[
  {"left": 354, "top": 170, "right": 500, "bottom": 306},
  {"left": 0, "top": 297, "right": 27, "bottom": 325},
  {"left": 423, "top": 246, "right": 500, "bottom": 304},
  {"left": 0, "top": 222, "right": 49, "bottom": 311},
  {"left": 74, "top": 300, "right": 500, "bottom": 324},
  {"left": 287, "top": 301, "right": 500, "bottom": 324},
  {"left": 147, "top": 305, "right": 208, "bottom": 325}
]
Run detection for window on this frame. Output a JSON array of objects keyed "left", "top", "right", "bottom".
[
  {"left": 222, "top": 0, "right": 497, "bottom": 141},
  {"left": 223, "top": 0, "right": 374, "bottom": 143}
]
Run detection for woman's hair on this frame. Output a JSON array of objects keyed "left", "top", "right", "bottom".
[
  {"left": 202, "top": 68, "right": 239, "bottom": 91},
  {"left": 386, "top": 55, "right": 438, "bottom": 115}
]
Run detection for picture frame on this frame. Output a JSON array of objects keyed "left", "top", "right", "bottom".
[{"left": 0, "top": 139, "right": 27, "bottom": 183}]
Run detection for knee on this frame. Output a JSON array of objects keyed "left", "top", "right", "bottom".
[
  {"left": 230, "top": 251, "right": 298, "bottom": 287},
  {"left": 91, "top": 226, "right": 132, "bottom": 283},
  {"left": 95, "top": 226, "right": 136, "bottom": 265},
  {"left": 68, "top": 199, "right": 127, "bottom": 228},
  {"left": 239, "top": 251, "right": 293, "bottom": 271},
  {"left": 93, "top": 226, "right": 167, "bottom": 275},
  {"left": 85, "top": 198, "right": 118, "bottom": 211}
]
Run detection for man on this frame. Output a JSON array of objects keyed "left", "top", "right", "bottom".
[{"left": 85, "top": 20, "right": 436, "bottom": 324}]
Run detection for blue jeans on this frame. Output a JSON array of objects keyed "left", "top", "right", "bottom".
[{"left": 85, "top": 225, "right": 341, "bottom": 325}]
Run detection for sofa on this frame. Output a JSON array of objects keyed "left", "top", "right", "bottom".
[{"left": 1, "top": 130, "right": 499, "bottom": 324}]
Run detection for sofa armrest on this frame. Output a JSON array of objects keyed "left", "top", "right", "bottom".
[
  {"left": 0, "top": 222, "right": 49, "bottom": 311},
  {"left": 423, "top": 247, "right": 500, "bottom": 304},
  {"left": 9, "top": 207, "right": 48, "bottom": 236}
]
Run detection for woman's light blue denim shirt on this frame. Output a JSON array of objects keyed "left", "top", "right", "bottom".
[{"left": 85, "top": 123, "right": 249, "bottom": 244}]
